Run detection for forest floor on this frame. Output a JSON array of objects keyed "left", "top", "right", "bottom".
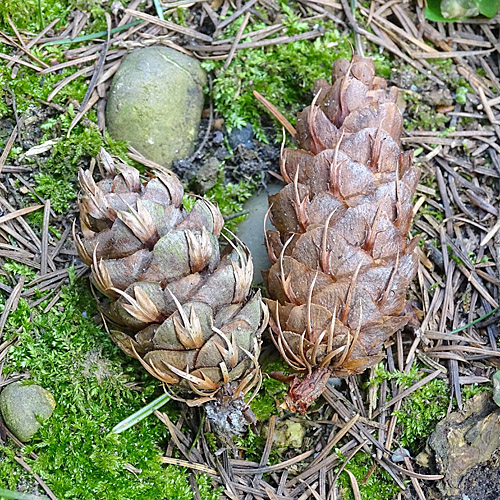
[{"left": 1, "top": 1, "right": 500, "bottom": 499}]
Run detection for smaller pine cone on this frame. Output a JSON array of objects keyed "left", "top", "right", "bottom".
[
  {"left": 75, "top": 149, "right": 267, "bottom": 411},
  {"left": 264, "top": 56, "right": 421, "bottom": 413}
]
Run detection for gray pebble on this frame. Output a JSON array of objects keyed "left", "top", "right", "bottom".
[
  {"left": 106, "top": 46, "right": 206, "bottom": 167},
  {"left": 0, "top": 381, "right": 56, "bottom": 442}
]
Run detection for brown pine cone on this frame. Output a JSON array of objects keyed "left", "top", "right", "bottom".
[
  {"left": 74, "top": 149, "right": 267, "bottom": 431},
  {"left": 264, "top": 56, "right": 421, "bottom": 413}
]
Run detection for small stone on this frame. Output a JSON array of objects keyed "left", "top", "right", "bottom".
[
  {"left": 274, "top": 420, "right": 306, "bottom": 449},
  {"left": 391, "top": 448, "right": 410, "bottom": 463},
  {"left": 426, "top": 392, "right": 500, "bottom": 498},
  {"left": 423, "top": 88, "right": 453, "bottom": 107},
  {"left": 0, "top": 381, "right": 56, "bottom": 442},
  {"left": 328, "top": 377, "right": 342, "bottom": 388},
  {"left": 106, "top": 46, "right": 207, "bottom": 167},
  {"left": 228, "top": 124, "right": 254, "bottom": 150},
  {"left": 416, "top": 450, "right": 431, "bottom": 468},
  {"left": 212, "top": 131, "right": 224, "bottom": 144},
  {"left": 193, "top": 157, "right": 220, "bottom": 193},
  {"left": 492, "top": 370, "right": 500, "bottom": 407}
]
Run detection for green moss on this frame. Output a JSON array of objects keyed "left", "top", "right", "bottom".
[
  {"left": 419, "top": 206, "right": 444, "bottom": 221},
  {"left": 462, "top": 383, "right": 491, "bottom": 400},
  {"left": 455, "top": 85, "right": 468, "bottom": 104},
  {"left": 367, "top": 363, "right": 420, "bottom": 388},
  {"left": 233, "top": 429, "right": 267, "bottom": 463},
  {"left": 395, "top": 378, "right": 448, "bottom": 452},
  {"left": 185, "top": 167, "right": 256, "bottom": 232},
  {"left": 0, "top": 447, "right": 24, "bottom": 490},
  {"left": 0, "top": 272, "right": 218, "bottom": 499},
  {"left": 404, "top": 90, "right": 450, "bottom": 131},
  {"left": 196, "top": 475, "right": 223, "bottom": 500},
  {"left": 401, "top": 62, "right": 475, "bottom": 130},
  {"left": 466, "top": 251, "right": 490, "bottom": 265},
  {"left": 250, "top": 376, "right": 287, "bottom": 421},
  {"left": 31, "top": 173, "right": 76, "bottom": 214},
  {"left": 249, "top": 359, "right": 288, "bottom": 420},
  {"left": 368, "top": 364, "right": 449, "bottom": 453},
  {"left": 0, "top": 0, "right": 106, "bottom": 33},
  {"left": 336, "top": 451, "right": 401, "bottom": 500},
  {"left": 233, "top": 428, "right": 282, "bottom": 465},
  {"left": 2, "top": 260, "right": 37, "bottom": 281},
  {"left": 202, "top": 11, "right": 361, "bottom": 141},
  {"left": 0, "top": 2, "right": 130, "bottom": 232},
  {"left": 0, "top": 68, "right": 87, "bottom": 119},
  {"left": 372, "top": 54, "right": 392, "bottom": 78}
]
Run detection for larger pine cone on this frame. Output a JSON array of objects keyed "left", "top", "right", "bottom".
[
  {"left": 265, "top": 56, "right": 421, "bottom": 413},
  {"left": 75, "top": 150, "right": 267, "bottom": 413}
]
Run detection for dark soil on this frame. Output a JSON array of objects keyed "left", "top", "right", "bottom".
[
  {"left": 172, "top": 119, "right": 281, "bottom": 189},
  {"left": 406, "top": 453, "right": 500, "bottom": 500}
]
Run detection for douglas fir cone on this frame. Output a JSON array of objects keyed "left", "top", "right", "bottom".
[
  {"left": 75, "top": 149, "right": 267, "bottom": 433},
  {"left": 264, "top": 56, "right": 421, "bottom": 414}
]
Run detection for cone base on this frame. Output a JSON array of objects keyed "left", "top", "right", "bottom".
[{"left": 285, "top": 368, "right": 331, "bottom": 414}]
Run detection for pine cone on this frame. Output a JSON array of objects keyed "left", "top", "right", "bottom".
[
  {"left": 264, "top": 56, "right": 421, "bottom": 414},
  {"left": 74, "top": 149, "right": 267, "bottom": 426}
]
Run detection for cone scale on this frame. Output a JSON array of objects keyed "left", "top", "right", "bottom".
[{"left": 264, "top": 56, "right": 421, "bottom": 414}]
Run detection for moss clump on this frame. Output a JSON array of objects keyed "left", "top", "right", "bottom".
[
  {"left": 31, "top": 173, "right": 76, "bottom": 214},
  {"left": 395, "top": 378, "right": 448, "bottom": 452},
  {"left": 204, "top": 0, "right": 399, "bottom": 142},
  {"left": 205, "top": 9, "right": 392, "bottom": 142},
  {"left": 203, "top": 5, "right": 358, "bottom": 141},
  {"left": 404, "top": 91, "right": 450, "bottom": 132},
  {"left": 370, "top": 364, "right": 449, "bottom": 453},
  {"left": 0, "top": 0, "right": 106, "bottom": 33},
  {"left": 0, "top": 271, "right": 219, "bottom": 499},
  {"left": 0, "top": 5, "right": 130, "bottom": 233},
  {"left": 249, "top": 359, "right": 288, "bottom": 420},
  {"left": 0, "top": 67, "right": 86, "bottom": 119},
  {"left": 462, "top": 383, "right": 491, "bottom": 400},
  {"left": 336, "top": 451, "right": 401, "bottom": 500},
  {"left": 2, "top": 260, "right": 37, "bottom": 282},
  {"left": 233, "top": 428, "right": 282, "bottom": 465}
]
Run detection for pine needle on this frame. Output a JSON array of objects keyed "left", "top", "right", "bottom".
[
  {"left": 110, "top": 393, "right": 170, "bottom": 434},
  {"left": 42, "top": 21, "right": 141, "bottom": 46},
  {"left": 153, "top": 0, "right": 165, "bottom": 20},
  {"left": 450, "top": 305, "right": 500, "bottom": 334},
  {"left": 253, "top": 90, "right": 297, "bottom": 138}
]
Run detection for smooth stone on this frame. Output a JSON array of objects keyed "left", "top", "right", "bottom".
[
  {"left": 492, "top": 370, "right": 500, "bottom": 407},
  {"left": 213, "top": 131, "right": 224, "bottom": 144},
  {"left": 391, "top": 448, "right": 410, "bottom": 463},
  {"left": 328, "top": 377, "right": 342, "bottom": 388},
  {"left": 236, "top": 183, "right": 282, "bottom": 284},
  {"left": 0, "top": 381, "right": 56, "bottom": 442},
  {"left": 106, "top": 46, "right": 206, "bottom": 167}
]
